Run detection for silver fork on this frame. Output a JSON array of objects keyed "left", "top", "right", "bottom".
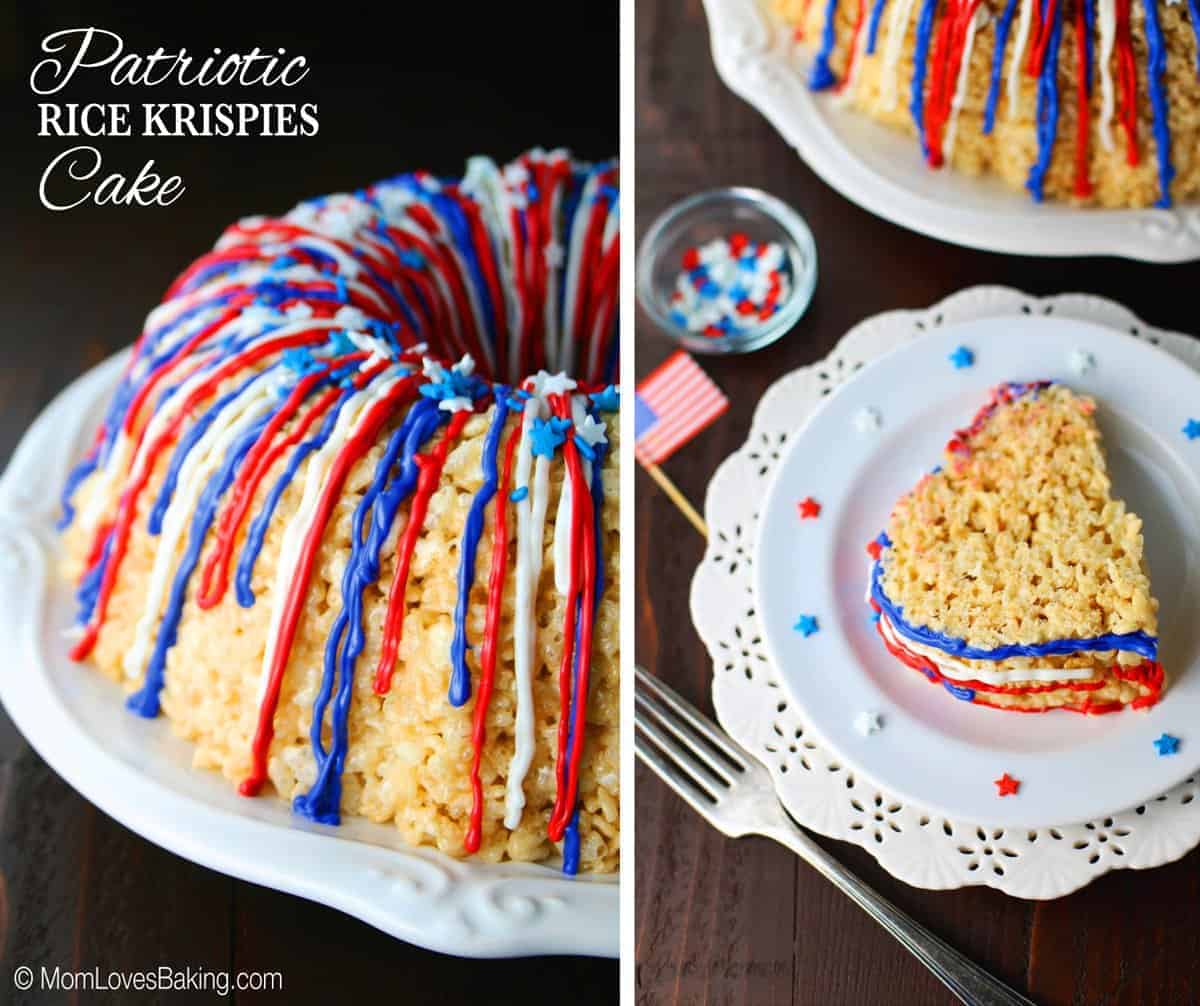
[{"left": 635, "top": 665, "right": 1037, "bottom": 1006}]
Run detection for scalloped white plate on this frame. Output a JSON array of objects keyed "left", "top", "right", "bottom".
[
  {"left": 701, "top": 0, "right": 1200, "bottom": 262},
  {"left": 0, "top": 353, "right": 617, "bottom": 959},
  {"left": 755, "top": 317, "right": 1200, "bottom": 829}
]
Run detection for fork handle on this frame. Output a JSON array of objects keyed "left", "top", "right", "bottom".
[{"left": 763, "top": 823, "right": 1036, "bottom": 1006}]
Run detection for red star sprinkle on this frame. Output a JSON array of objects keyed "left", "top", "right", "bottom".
[
  {"left": 797, "top": 496, "right": 821, "bottom": 520},
  {"left": 994, "top": 773, "right": 1020, "bottom": 797},
  {"left": 866, "top": 540, "right": 883, "bottom": 560}
]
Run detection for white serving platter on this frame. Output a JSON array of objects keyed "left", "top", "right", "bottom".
[
  {"left": 702, "top": 0, "right": 1200, "bottom": 262},
  {"left": 0, "top": 351, "right": 617, "bottom": 959},
  {"left": 754, "top": 316, "right": 1200, "bottom": 828}
]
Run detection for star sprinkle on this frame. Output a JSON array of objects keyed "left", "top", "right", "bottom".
[
  {"left": 590, "top": 385, "right": 620, "bottom": 412},
  {"left": 854, "top": 407, "right": 882, "bottom": 433},
  {"left": 854, "top": 711, "right": 883, "bottom": 736},
  {"left": 576, "top": 414, "right": 608, "bottom": 448},
  {"left": 1183, "top": 419, "right": 1200, "bottom": 440},
  {"left": 1068, "top": 348, "right": 1096, "bottom": 376},
  {"left": 994, "top": 773, "right": 1020, "bottom": 797},
  {"left": 539, "top": 372, "right": 578, "bottom": 397},
  {"left": 793, "top": 614, "right": 819, "bottom": 637},
  {"left": 949, "top": 345, "right": 975, "bottom": 369},
  {"left": 797, "top": 496, "right": 821, "bottom": 520},
  {"left": 510, "top": 486, "right": 529, "bottom": 503},
  {"left": 1154, "top": 733, "right": 1181, "bottom": 756},
  {"left": 530, "top": 416, "right": 572, "bottom": 458}
]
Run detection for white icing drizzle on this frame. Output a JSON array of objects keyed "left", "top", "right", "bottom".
[
  {"left": 834, "top": 2, "right": 875, "bottom": 108},
  {"left": 879, "top": 613, "right": 1099, "bottom": 684},
  {"left": 560, "top": 171, "right": 601, "bottom": 379},
  {"left": 553, "top": 395, "right": 595, "bottom": 595},
  {"left": 880, "top": 0, "right": 921, "bottom": 110},
  {"left": 256, "top": 368, "right": 405, "bottom": 704},
  {"left": 504, "top": 391, "right": 548, "bottom": 829},
  {"left": 1097, "top": 0, "right": 1117, "bottom": 151},
  {"left": 1006, "top": 0, "right": 1036, "bottom": 120},
  {"left": 123, "top": 369, "right": 284, "bottom": 680},
  {"left": 943, "top": 7, "right": 986, "bottom": 159}
]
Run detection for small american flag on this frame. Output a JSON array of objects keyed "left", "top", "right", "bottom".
[{"left": 634, "top": 351, "right": 729, "bottom": 465}]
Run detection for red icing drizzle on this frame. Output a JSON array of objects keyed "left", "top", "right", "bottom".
[
  {"left": 70, "top": 327, "right": 337, "bottom": 662},
  {"left": 372, "top": 408, "right": 474, "bottom": 696},
  {"left": 1073, "top": 0, "right": 1094, "bottom": 198},
  {"left": 1114, "top": 0, "right": 1140, "bottom": 165},
  {"left": 464, "top": 414, "right": 522, "bottom": 853},
  {"left": 923, "top": 0, "right": 984, "bottom": 167},
  {"left": 240, "top": 373, "right": 420, "bottom": 797},
  {"left": 195, "top": 355, "right": 377, "bottom": 609},
  {"left": 546, "top": 394, "right": 598, "bottom": 843},
  {"left": 875, "top": 613, "right": 1164, "bottom": 714}
]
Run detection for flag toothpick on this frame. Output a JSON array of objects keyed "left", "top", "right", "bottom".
[
  {"left": 634, "top": 351, "right": 728, "bottom": 539},
  {"left": 641, "top": 460, "right": 708, "bottom": 538}
]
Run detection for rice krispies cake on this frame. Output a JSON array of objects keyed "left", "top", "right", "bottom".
[
  {"left": 775, "top": 0, "right": 1200, "bottom": 208},
  {"left": 58, "top": 150, "right": 620, "bottom": 874},
  {"left": 868, "top": 381, "right": 1163, "bottom": 713}
]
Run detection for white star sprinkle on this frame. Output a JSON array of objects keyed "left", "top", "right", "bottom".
[
  {"left": 438, "top": 396, "right": 474, "bottom": 414},
  {"left": 284, "top": 302, "right": 314, "bottom": 322},
  {"left": 452, "top": 354, "right": 476, "bottom": 376},
  {"left": 1068, "top": 348, "right": 1096, "bottom": 376},
  {"left": 334, "top": 306, "right": 368, "bottom": 330},
  {"left": 576, "top": 414, "right": 608, "bottom": 447},
  {"left": 540, "top": 372, "right": 578, "bottom": 397},
  {"left": 854, "top": 711, "right": 883, "bottom": 736},
  {"left": 854, "top": 407, "right": 883, "bottom": 433},
  {"left": 422, "top": 357, "right": 447, "bottom": 381}
]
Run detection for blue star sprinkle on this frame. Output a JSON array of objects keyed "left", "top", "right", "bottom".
[
  {"left": 529, "top": 416, "right": 572, "bottom": 458},
  {"left": 793, "top": 614, "right": 819, "bottom": 638},
  {"left": 510, "top": 486, "right": 529, "bottom": 503},
  {"left": 334, "top": 275, "right": 349, "bottom": 303},
  {"left": 399, "top": 249, "right": 427, "bottom": 269},
  {"left": 949, "top": 346, "right": 975, "bottom": 369},
  {"left": 870, "top": 610, "right": 881, "bottom": 624},
  {"left": 590, "top": 385, "right": 620, "bottom": 413},
  {"left": 326, "top": 330, "right": 357, "bottom": 357},
  {"left": 270, "top": 254, "right": 297, "bottom": 271},
  {"left": 282, "top": 348, "right": 321, "bottom": 376},
  {"left": 1154, "top": 733, "right": 1180, "bottom": 756},
  {"left": 1183, "top": 419, "right": 1200, "bottom": 440}
]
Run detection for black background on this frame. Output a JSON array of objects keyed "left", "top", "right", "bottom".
[{"left": 1, "top": 2, "right": 619, "bottom": 1000}]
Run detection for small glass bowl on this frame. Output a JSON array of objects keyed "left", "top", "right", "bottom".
[{"left": 637, "top": 187, "right": 818, "bottom": 355}]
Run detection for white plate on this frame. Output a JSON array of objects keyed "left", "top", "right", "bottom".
[
  {"left": 754, "top": 316, "right": 1200, "bottom": 829},
  {"left": 701, "top": 0, "right": 1200, "bottom": 262},
  {"left": 0, "top": 353, "right": 617, "bottom": 959}
]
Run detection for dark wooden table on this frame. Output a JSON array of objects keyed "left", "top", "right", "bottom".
[
  {"left": 634, "top": 3, "right": 1200, "bottom": 1004},
  {"left": 0, "top": 5, "right": 617, "bottom": 1001}
]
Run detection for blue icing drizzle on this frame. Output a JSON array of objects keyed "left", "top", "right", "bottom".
[
  {"left": 1141, "top": 0, "right": 1176, "bottom": 209},
  {"left": 943, "top": 681, "right": 977, "bottom": 702},
  {"left": 870, "top": 554, "right": 1159, "bottom": 661},
  {"left": 909, "top": 0, "right": 941, "bottom": 159},
  {"left": 1083, "top": 0, "right": 1096, "bottom": 90},
  {"left": 234, "top": 382, "right": 359, "bottom": 607},
  {"left": 295, "top": 398, "right": 443, "bottom": 824},
  {"left": 809, "top": 0, "right": 841, "bottom": 89},
  {"left": 127, "top": 412, "right": 270, "bottom": 718},
  {"left": 865, "top": 0, "right": 890, "bottom": 53},
  {"left": 983, "top": 0, "right": 1019, "bottom": 134},
  {"left": 1025, "top": 0, "right": 1063, "bottom": 202},
  {"left": 449, "top": 390, "right": 509, "bottom": 708}
]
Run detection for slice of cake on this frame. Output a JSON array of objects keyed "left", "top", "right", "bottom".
[{"left": 869, "top": 381, "right": 1163, "bottom": 713}]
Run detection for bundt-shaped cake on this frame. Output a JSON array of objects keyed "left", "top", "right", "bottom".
[
  {"left": 58, "top": 149, "right": 620, "bottom": 873},
  {"left": 778, "top": 0, "right": 1200, "bottom": 206}
]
